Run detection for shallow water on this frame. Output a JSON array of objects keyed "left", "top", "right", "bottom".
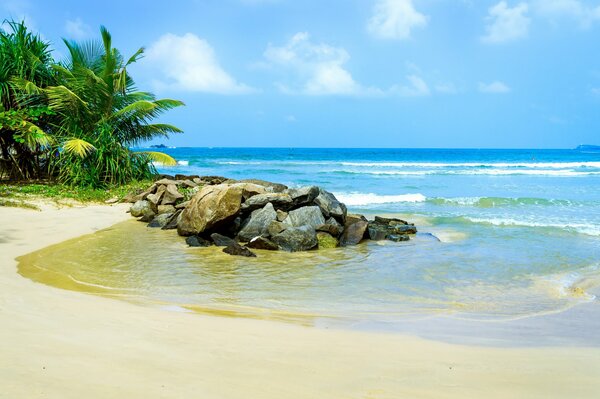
[{"left": 16, "top": 148, "right": 600, "bottom": 339}]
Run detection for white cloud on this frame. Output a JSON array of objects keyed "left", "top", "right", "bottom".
[
  {"left": 264, "top": 32, "right": 364, "bottom": 95},
  {"left": 482, "top": 1, "right": 530, "bottom": 43},
  {"left": 64, "top": 18, "right": 91, "bottom": 40},
  {"left": 592, "top": 87, "right": 600, "bottom": 95},
  {"left": 367, "top": 0, "right": 428, "bottom": 40},
  {"left": 145, "top": 33, "right": 252, "bottom": 94},
  {"left": 478, "top": 81, "right": 511, "bottom": 93},
  {"left": 390, "top": 75, "right": 431, "bottom": 96},
  {"left": 533, "top": 0, "right": 600, "bottom": 28}
]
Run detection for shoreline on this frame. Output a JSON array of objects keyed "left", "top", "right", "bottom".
[{"left": 2, "top": 202, "right": 600, "bottom": 398}]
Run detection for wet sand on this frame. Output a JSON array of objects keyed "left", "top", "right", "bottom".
[{"left": 1, "top": 202, "right": 600, "bottom": 398}]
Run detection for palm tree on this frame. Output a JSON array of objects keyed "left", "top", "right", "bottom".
[
  {"left": 0, "top": 20, "right": 55, "bottom": 180},
  {"left": 20, "top": 26, "right": 184, "bottom": 187}
]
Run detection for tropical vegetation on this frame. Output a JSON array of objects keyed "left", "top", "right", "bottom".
[{"left": 0, "top": 20, "right": 183, "bottom": 188}]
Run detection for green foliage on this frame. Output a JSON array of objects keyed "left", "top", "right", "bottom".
[{"left": 0, "top": 21, "right": 184, "bottom": 188}]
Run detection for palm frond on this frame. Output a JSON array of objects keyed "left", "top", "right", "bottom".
[
  {"left": 139, "top": 151, "right": 177, "bottom": 166},
  {"left": 63, "top": 138, "right": 96, "bottom": 158}
]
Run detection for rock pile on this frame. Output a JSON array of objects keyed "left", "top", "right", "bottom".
[{"left": 125, "top": 175, "right": 417, "bottom": 257}]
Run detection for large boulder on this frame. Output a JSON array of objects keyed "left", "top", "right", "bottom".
[
  {"left": 241, "top": 193, "right": 293, "bottom": 211},
  {"left": 130, "top": 200, "right": 152, "bottom": 217},
  {"left": 283, "top": 206, "right": 326, "bottom": 229},
  {"left": 237, "top": 203, "right": 277, "bottom": 242},
  {"left": 314, "top": 189, "right": 347, "bottom": 222},
  {"left": 316, "top": 217, "right": 344, "bottom": 237},
  {"left": 340, "top": 220, "right": 368, "bottom": 246},
  {"left": 272, "top": 226, "right": 318, "bottom": 252},
  {"left": 285, "top": 186, "right": 319, "bottom": 207},
  {"left": 177, "top": 184, "right": 243, "bottom": 236},
  {"left": 367, "top": 217, "right": 417, "bottom": 241},
  {"left": 230, "top": 182, "right": 267, "bottom": 200},
  {"left": 236, "top": 179, "right": 288, "bottom": 193}
]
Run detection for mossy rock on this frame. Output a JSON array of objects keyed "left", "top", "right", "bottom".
[{"left": 317, "top": 232, "right": 338, "bottom": 249}]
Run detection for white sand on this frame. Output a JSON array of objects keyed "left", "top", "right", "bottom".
[{"left": 1, "top": 202, "right": 599, "bottom": 399}]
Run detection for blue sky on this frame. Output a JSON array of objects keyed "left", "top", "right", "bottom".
[{"left": 2, "top": 0, "right": 600, "bottom": 148}]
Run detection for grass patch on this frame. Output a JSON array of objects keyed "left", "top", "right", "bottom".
[
  {"left": 0, "top": 197, "right": 40, "bottom": 210},
  {"left": 0, "top": 179, "right": 153, "bottom": 205}
]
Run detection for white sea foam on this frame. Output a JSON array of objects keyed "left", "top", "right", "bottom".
[
  {"left": 177, "top": 160, "right": 189, "bottom": 166},
  {"left": 334, "top": 192, "right": 427, "bottom": 206},
  {"left": 464, "top": 217, "right": 600, "bottom": 236},
  {"left": 337, "top": 169, "right": 600, "bottom": 177}
]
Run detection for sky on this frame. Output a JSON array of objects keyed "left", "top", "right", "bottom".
[{"left": 2, "top": 0, "right": 600, "bottom": 148}]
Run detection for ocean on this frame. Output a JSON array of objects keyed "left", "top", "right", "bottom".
[{"left": 19, "top": 147, "right": 600, "bottom": 342}]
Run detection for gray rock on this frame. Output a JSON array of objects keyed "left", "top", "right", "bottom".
[
  {"left": 157, "top": 204, "right": 176, "bottom": 215},
  {"left": 162, "top": 210, "right": 182, "bottom": 230},
  {"left": 283, "top": 206, "right": 326, "bottom": 229},
  {"left": 236, "top": 179, "right": 288, "bottom": 193},
  {"left": 272, "top": 226, "right": 318, "bottom": 252},
  {"left": 241, "top": 193, "right": 293, "bottom": 211},
  {"left": 285, "top": 186, "right": 319, "bottom": 207},
  {"left": 345, "top": 213, "right": 368, "bottom": 226},
  {"left": 210, "top": 233, "right": 236, "bottom": 247},
  {"left": 391, "top": 224, "right": 418, "bottom": 235},
  {"left": 340, "top": 220, "right": 368, "bottom": 246},
  {"left": 276, "top": 209, "right": 288, "bottom": 222},
  {"left": 367, "top": 224, "right": 388, "bottom": 241},
  {"left": 374, "top": 216, "right": 410, "bottom": 226},
  {"left": 314, "top": 189, "right": 347, "bottom": 222},
  {"left": 387, "top": 234, "right": 410, "bottom": 242},
  {"left": 267, "top": 220, "right": 286, "bottom": 237},
  {"left": 238, "top": 203, "right": 277, "bottom": 242},
  {"left": 148, "top": 213, "right": 173, "bottom": 228},
  {"left": 186, "top": 236, "right": 213, "bottom": 247},
  {"left": 316, "top": 217, "right": 344, "bottom": 237},
  {"left": 161, "top": 184, "right": 184, "bottom": 205},
  {"left": 139, "top": 208, "right": 156, "bottom": 223},
  {"left": 247, "top": 236, "right": 279, "bottom": 251},
  {"left": 223, "top": 242, "right": 256, "bottom": 257},
  {"left": 130, "top": 200, "right": 152, "bottom": 217}
]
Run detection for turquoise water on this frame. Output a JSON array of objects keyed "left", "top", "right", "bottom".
[{"left": 19, "top": 148, "right": 600, "bottom": 334}]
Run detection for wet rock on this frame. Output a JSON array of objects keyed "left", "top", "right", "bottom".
[
  {"left": 374, "top": 216, "right": 410, "bottom": 226},
  {"left": 157, "top": 204, "right": 176, "bottom": 215},
  {"left": 210, "top": 233, "right": 236, "bottom": 247},
  {"left": 223, "top": 242, "right": 256, "bottom": 257},
  {"left": 247, "top": 236, "right": 279, "bottom": 251},
  {"left": 139, "top": 208, "right": 156, "bottom": 223},
  {"left": 340, "top": 220, "right": 368, "bottom": 246},
  {"left": 316, "top": 217, "right": 344, "bottom": 237},
  {"left": 285, "top": 186, "right": 319, "bottom": 207},
  {"left": 387, "top": 234, "right": 410, "bottom": 242},
  {"left": 314, "top": 189, "right": 347, "bottom": 222},
  {"left": 177, "top": 184, "right": 243, "bottom": 236},
  {"left": 272, "top": 226, "right": 318, "bottom": 252},
  {"left": 367, "top": 224, "right": 388, "bottom": 241},
  {"left": 317, "top": 232, "right": 338, "bottom": 249},
  {"left": 283, "top": 206, "right": 325, "bottom": 229},
  {"left": 267, "top": 220, "right": 286, "bottom": 237},
  {"left": 238, "top": 203, "right": 277, "bottom": 242},
  {"left": 241, "top": 193, "right": 293, "bottom": 211},
  {"left": 148, "top": 212, "right": 174, "bottom": 228},
  {"left": 345, "top": 214, "right": 368, "bottom": 227},
  {"left": 391, "top": 224, "right": 417, "bottom": 235},
  {"left": 161, "top": 184, "right": 184, "bottom": 205},
  {"left": 162, "top": 210, "right": 182, "bottom": 230},
  {"left": 186, "top": 235, "right": 213, "bottom": 247},
  {"left": 130, "top": 200, "right": 152, "bottom": 217}
]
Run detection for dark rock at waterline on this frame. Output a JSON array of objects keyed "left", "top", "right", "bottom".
[
  {"left": 210, "top": 233, "right": 236, "bottom": 247},
  {"left": 314, "top": 189, "right": 347, "bottom": 222},
  {"left": 340, "top": 220, "right": 368, "bottom": 246},
  {"left": 237, "top": 203, "right": 277, "bottom": 242},
  {"left": 391, "top": 224, "right": 417, "bottom": 235},
  {"left": 139, "top": 208, "right": 156, "bottom": 223},
  {"left": 148, "top": 213, "right": 174, "bottom": 228},
  {"left": 345, "top": 213, "right": 368, "bottom": 227},
  {"left": 387, "top": 234, "right": 410, "bottom": 242},
  {"left": 272, "top": 226, "right": 318, "bottom": 252},
  {"left": 317, "top": 232, "right": 338, "bottom": 249},
  {"left": 374, "top": 216, "right": 412, "bottom": 226},
  {"left": 367, "top": 224, "right": 388, "bottom": 241},
  {"left": 223, "top": 241, "right": 256, "bottom": 257},
  {"left": 286, "top": 186, "right": 319, "bottom": 207},
  {"left": 283, "top": 206, "right": 326, "bottom": 229},
  {"left": 186, "top": 235, "right": 213, "bottom": 247},
  {"left": 162, "top": 210, "right": 182, "bottom": 230},
  {"left": 247, "top": 236, "right": 279, "bottom": 251}
]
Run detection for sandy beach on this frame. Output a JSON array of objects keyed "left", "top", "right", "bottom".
[{"left": 1, "top": 203, "right": 600, "bottom": 399}]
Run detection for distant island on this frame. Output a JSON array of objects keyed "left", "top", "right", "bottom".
[
  {"left": 575, "top": 145, "right": 600, "bottom": 151},
  {"left": 150, "top": 144, "right": 169, "bottom": 149}
]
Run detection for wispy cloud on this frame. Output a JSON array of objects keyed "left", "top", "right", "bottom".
[
  {"left": 482, "top": 1, "right": 530, "bottom": 44},
  {"left": 479, "top": 81, "right": 511, "bottom": 93},
  {"left": 145, "top": 33, "right": 253, "bottom": 94},
  {"left": 64, "top": 18, "right": 91, "bottom": 40},
  {"left": 533, "top": 0, "right": 600, "bottom": 28},
  {"left": 367, "top": 0, "right": 428, "bottom": 40}
]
